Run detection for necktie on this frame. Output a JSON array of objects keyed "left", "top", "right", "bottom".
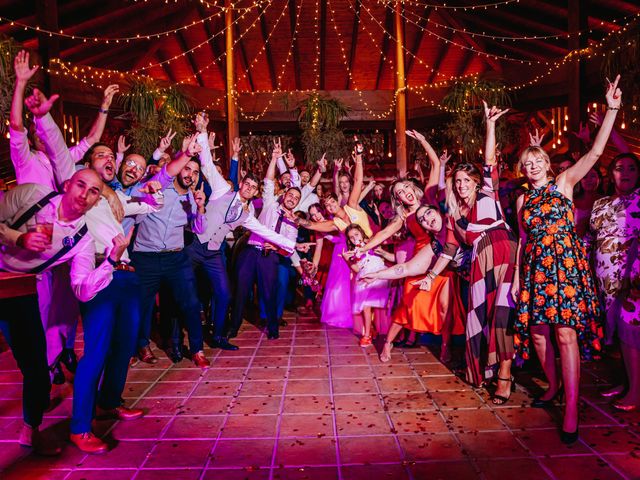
[
  {"left": 224, "top": 195, "right": 242, "bottom": 224},
  {"left": 275, "top": 211, "right": 284, "bottom": 233}
]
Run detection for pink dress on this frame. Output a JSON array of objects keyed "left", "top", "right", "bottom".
[
  {"left": 320, "top": 233, "right": 353, "bottom": 328},
  {"left": 352, "top": 251, "right": 389, "bottom": 313}
]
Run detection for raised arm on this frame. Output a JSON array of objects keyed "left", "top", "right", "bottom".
[
  {"left": 363, "top": 243, "right": 435, "bottom": 282},
  {"left": 333, "top": 158, "right": 343, "bottom": 197},
  {"left": 358, "top": 215, "right": 403, "bottom": 253},
  {"left": 83, "top": 84, "right": 118, "bottom": 146},
  {"left": 266, "top": 137, "right": 282, "bottom": 182},
  {"left": 589, "top": 111, "right": 630, "bottom": 154},
  {"left": 229, "top": 136, "right": 240, "bottom": 190},
  {"left": 10, "top": 51, "right": 38, "bottom": 133},
  {"left": 347, "top": 148, "right": 364, "bottom": 209},
  {"left": 296, "top": 217, "right": 339, "bottom": 233},
  {"left": 482, "top": 100, "right": 509, "bottom": 167},
  {"left": 309, "top": 153, "right": 327, "bottom": 188},
  {"left": 166, "top": 135, "right": 201, "bottom": 178},
  {"left": 559, "top": 75, "right": 622, "bottom": 191},
  {"left": 358, "top": 179, "right": 376, "bottom": 203}
]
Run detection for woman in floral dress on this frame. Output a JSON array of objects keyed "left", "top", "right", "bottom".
[
  {"left": 590, "top": 152, "right": 640, "bottom": 411},
  {"left": 512, "top": 76, "right": 622, "bottom": 443}
]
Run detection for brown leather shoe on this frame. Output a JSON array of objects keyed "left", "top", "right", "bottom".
[
  {"left": 96, "top": 405, "right": 144, "bottom": 421},
  {"left": 138, "top": 346, "right": 158, "bottom": 364},
  {"left": 19, "top": 424, "right": 62, "bottom": 456},
  {"left": 192, "top": 350, "right": 210, "bottom": 369},
  {"left": 70, "top": 432, "right": 108, "bottom": 454}
]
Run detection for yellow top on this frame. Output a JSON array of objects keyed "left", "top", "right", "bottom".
[{"left": 333, "top": 205, "right": 373, "bottom": 237}]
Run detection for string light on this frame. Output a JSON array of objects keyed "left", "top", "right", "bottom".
[{"left": 376, "top": 0, "right": 520, "bottom": 10}]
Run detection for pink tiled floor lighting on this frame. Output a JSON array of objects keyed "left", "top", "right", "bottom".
[{"left": 0, "top": 311, "right": 639, "bottom": 479}]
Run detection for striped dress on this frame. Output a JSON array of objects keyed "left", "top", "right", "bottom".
[{"left": 441, "top": 164, "right": 517, "bottom": 386}]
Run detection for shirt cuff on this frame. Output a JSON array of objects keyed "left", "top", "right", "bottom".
[{"left": 152, "top": 148, "right": 163, "bottom": 161}]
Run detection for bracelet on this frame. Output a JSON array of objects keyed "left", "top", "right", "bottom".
[
  {"left": 607, "top": 107, "right": 620, "bottom": 111},
  {"left": 426, "top": 271, "right": 437, "bottom": 280},
  {"left": 107, "top": 256, "right": 118, "bottom": 267},
  {"left": 99, "top": 108, "right": 109, "bottom": 114}
]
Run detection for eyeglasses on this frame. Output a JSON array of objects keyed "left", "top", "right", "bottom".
[{"left": 125, "top": 159, "right": 145, "bottom": 173}]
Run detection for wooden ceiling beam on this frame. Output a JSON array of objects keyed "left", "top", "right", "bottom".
[
  {"left": 489, "top": 10, "right": 565, "bottom": 36},
  {"left": 346, "top": 0, "right": 361, "bottom": 90},
  {"left": 405, "top": 6, "right": 432, "bottom": 77},
  {"left": 157, "top": 50, "right": 178, "bottom": 83},
  {"left": 234, "top": 23, "right": 255, "bottom": 92},
  {"left": 375, "top": 8, "right": 394, "bottom": 90},
  {"left": 175, "top": 31, "right": 204, "bottom": 87},
  {"left": 438, "top": 10, "right": 503, "bottom": 73},
  {"left": 426, "top": 30, "right": 454, "bottom": 84},
  {"left": 288, "top": 0, "right": 301, "bottom": 90},
  {"left": 259, "top": 10, "right": 278, "bottom": 90},
  {"left": 196, "top": 3, "right": 226, "bottom": 83}
]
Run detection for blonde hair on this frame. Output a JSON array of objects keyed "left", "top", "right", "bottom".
[
  {"left": 518, "top": 146, "right": 553, "bottom": 177},
  {"left": 446, "top": 162, "right": 482, "bottom": 218},
  {"left": 389, "top": 179, "right": 424, "bottom": 218}
]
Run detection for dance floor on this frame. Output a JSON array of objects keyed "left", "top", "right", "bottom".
[{"left": 0, "top": 312, "right": 639, "bottom": 480}]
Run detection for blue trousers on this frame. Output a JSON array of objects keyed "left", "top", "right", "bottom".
[
  {"left": 186, "top": 238, "right": 232, "bottom": 338},
  {"left": 71, "top": 271, "right": 140, "bottom": 434},
  {"left": 0, "top": 295, "right": 50, "bottom": 428},
  {"left": 231, "top": 247, "right": 279, "bottom": 336},
  {"left": 131, "top": 250, "right": 204, "bottom": 353},
  {"left": 276, "top": 257, "right": 297, "bottom": 319}
]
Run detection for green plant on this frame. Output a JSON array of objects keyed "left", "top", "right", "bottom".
[
  {"left": 441, "top": 79, "right": 517, "bottom": 162},
  {"left": 296, "top": 93, "right": 350, "bottom": 165},
  {"left": 120, "top": 79, "right": 193, "bottom": 157}
]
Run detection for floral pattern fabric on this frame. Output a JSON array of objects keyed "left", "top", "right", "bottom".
[
  {"left": 515, "top": 181, "right": 602, "bottom": 361},
  {"left": 589, "top": 189, "right": 640, "bottom": 347}
]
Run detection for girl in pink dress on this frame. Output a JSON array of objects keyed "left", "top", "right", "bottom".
[{"left": 343, "top": 224, "right": 394, "bottom": 346}]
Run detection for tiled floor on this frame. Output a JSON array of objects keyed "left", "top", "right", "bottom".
[{"left": 1, "top": 311, "right": 639, "bottom": 479}]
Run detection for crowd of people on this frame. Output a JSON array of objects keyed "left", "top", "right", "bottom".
[{"left": 0, "top": 50, "right": 638, "bottom": 457}]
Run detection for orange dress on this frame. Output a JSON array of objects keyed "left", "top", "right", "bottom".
[{"left": 393, "top": 213, "right": 465, "bottom": 335}]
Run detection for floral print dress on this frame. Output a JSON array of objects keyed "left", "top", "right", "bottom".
[
  {"left": 515, "top": 181, "right": 602, "bottom": 361},
  {"left": 589, "top": 189, "right": 640, "bottom": 348}
]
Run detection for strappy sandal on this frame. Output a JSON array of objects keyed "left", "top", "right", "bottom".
[
  {"left": 492, "top": 376, "right": 516, "bottom": 405},
  {"left": 380, "top": 342, "right": 393, "bottom": 363}
]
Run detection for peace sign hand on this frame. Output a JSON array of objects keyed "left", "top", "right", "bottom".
[{"left": 159, "top": 128, "right": 177, "bottom": 153}]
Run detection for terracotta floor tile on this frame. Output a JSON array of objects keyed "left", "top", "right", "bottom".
[
  {"left": 241, "top": 380, "right": 285, "bottom": 396},
  {"left": 67, "top": 471, "right": 135, "bottom": 480},
  {"left": 383, "top": 393, "right": 436, "bottom": 411},
  {"left": 330, "top": 365, "right": 373, "bottom": 379},
  {"left": 121, "top": 382, "right": 154, "bottom": 399},
  {"left": 422, "top": 376, "right": 472, "bottom": 392},
  {"left": 339, "top": 435, "right": 402, "bottom": 464},
  {"left": 272, "top": 466, "right": 339, "bottom": 480},
  {"left": 80, "top": 440, "right": 156, "bottom": 468},
  {"left": 601, "top": 453, "right": 640, "bottom": 479},
  {"left": 163, "top": 415, "right": 225, "bottom": 439},
  {"left": 430, "top": 391, "right": 486, "bottom": 409},
  {"left": 282, "top": 395, "right": 332, "bottom": 414},
  {"left": 134, "top": 397, "right": 184, "bottom": 415},
  {"left": 275, "top": 437, "right": 337, "bottom": 466},
  {"left": 377, "top": 376, "right": 425, "bottom": 394},
  {"left": 287, "top": 367, "right": 330, "bottom": 379},
  {"left": 145, "top": 381, "right": 194, "bottom": 398},
  {"left": 213, "top": 357, "right": 253, "bottom": 369},
  {"left": 476, "top": 459, "right": 553, "bottom": 480},
  {"left": 203, "top": 368, "right": 247, "bottom": 381},
  {"left": 495, "top": 407, "right": 560, "bottom": 430},
  {"left": 332, "top": 378, "right": 377, "bottom": 394},
  {"left": 144, "top": 439, "right": 214, "bottom": 468},
  {"left": 342, "top": 464, "right": 410, "bottom": 480},
  {"left": 416, "top": 363, "right": 455, "bottom": 376},
  {"left": 279, "top": 414, "right": 334, "bottom": 437},
  {"left": 222, "top": 414, "right": 278, "bottom": 438},
  {"left": 209, "top": 439, "right": 275, "bottom": 468},
  {"left": 389, "top": 410, "right": 450, "bottom": 434},
  {"left": 457, "top": 431, "right": 529, "bottom": 458},
  {"left": 136, "top": 469, "right": 201, "bottom": 480},
  {"left": 443, "top": 409, "right": 506, "bottom": 432},
  {"left": 333, "top": 394, "right": 382, "bottom": 413},
  {"left": 230, "top": 396, "right": 283, "bottom": 415},
  {"left": 291, "top": 346, "right": 327, "bottom": 356},
  {"left": 335, "top": 412, "right": 392, "bottom": 435},
  {"left": 246, "top": 367, "right": 288, "bottom": 380},
  {"left": 192, "top": 381, "right": 240, "bottom": 397},
  {"left": 515, "top": 428, "right": 591, "bottom": 455},
  {"left": 202, "top": 468, "right": 270, "bottom": 480},
  {"left": 329, "top": 355, "right": 369, "bottom": 367},
  {"left": 580, "top": 426, "right": 640, "bottom": 454},
  {"left": 289, "top": 356, "right": 329, "bottom": 368},
  {"left": 182, "top": 397, "right": 232, "bottom": 415},
  {"left": 541, "top": 455, "right": 625, "bottom": 480},
  {"left": 371, "top": 364, "right": 416, "bottom": 378},
  {"left": 398, "top": 433, "right": 465, "bottom": 461},
  {"left": 409, "top": 461, "right": 478, "bottom": 480},
  {"left": 285, "top": 379, "right": 331, "bottom": 395},
  {"left": 161, "top": 368, "right": 205, "bottom": 382},
  {"left": 111, "top": 416, "right": 172, "bottom": 440}
]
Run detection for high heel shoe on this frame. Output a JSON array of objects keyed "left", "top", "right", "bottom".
[
  {"left": 492, "top": 376, "right": 516, "bottom": 405},
  {"left": 531, "top": 387, "right": 564, "bottom": 408},
  {"left": 611, "top": 400, "right": 638, "bottom": 412},
  {"left": 560, "top": 427, "right": 579, "bottom": 445}
]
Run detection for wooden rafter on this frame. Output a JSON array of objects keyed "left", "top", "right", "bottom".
[
  {"left": 375, "top": 8, "right": 394, "bottom": 90},
  {"left": 346, "top": 0, "right": 361, "bottom": 90},
  {"left": 157, "top": 51, "right": 177, "bottom": 82},
  {"left": 196, "top": 2, "right": 226, "bottom": 85},
  {"left": 319, "top": 0, "right": 327, "bottom": 89},
  {"left": 176, "top": 31, "right": 204, "bottom": 87},
  {"left": 426, "top": 29, "right": 454, "bottom": 84},
  {"left": 288, "top": 0, "right": 301, "bottom": 90},
  {"left": 234, "top": 23, "right": 255, "bottom": 92},
  {"left": 259, "top": 10, "right": 278, "bottom": 90},
  {"left": 405, "top": 6, "right": 432, "bottom": 77}
]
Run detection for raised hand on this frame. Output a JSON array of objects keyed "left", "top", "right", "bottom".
[
  {"left": 24, "top": 88, "right": 59, "bottom": 118},
  {"left": 193, "top": 183, "right": 206, "bottom": 212},
  {"left": 181, "top": 133, "right": 194, "bottom": 153},
  {"left": 605, "top": 74, "right": 622, "bottom": 109},
  {"left": 317, "top": 153, "right": 328, "bottom": 173},
  {"left": 528, "top": 128, "right": 544, "bottom": 147},
  {"left": 405, "top": 129, "right": 426, "bottom": 145},
  {"left": 334, "top": 157, "right": 344, "bottom": 170},
  {"left": 14, "top": 50, "right": 38, "bottom": 83},
  {"left": 231, "top": 136, "right": 241, "bottom": 156},
  {"left": 208, "top": 132, "right": 217, "bottom": 151},
  {"left": 439, "top": 149, "right": 451, "bottom": 165},
  {"left": 589, "top": 111, "right": 604, "bottom": 127},
  {"left": 284, "top": 149, "right": 296, "bottom": 169},
  {"left": 101, "top": 84, "right": 119, "bottom": 110},
  {"left": 570, "top": 122, "right": 590, "bottom": 144},
  {"left": 272, "top": 137, "right": 282, "bottom": 159},
  {"left": 482, "top": 100, "right": 509, "bottom": 123},
  {"left": 117, "top": 135, "right": 131, "bottom": 155},
  {"left": 159, "top": 128, "right": 177, "bottom": 153},
  {"left": 185, "top": 135, "right": 202, "bottom": 157}
]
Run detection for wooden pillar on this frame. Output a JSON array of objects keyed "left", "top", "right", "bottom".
[
  {"left": 567, "top": 0, "right": 587, "bottom": 152},
  {"left": 225, "top": 0, "right": 239, "bottom": 164},
  {"left": 393, "top": 1, "right": 407, "bottom": 177},
  {"left": 36, "top": 0, "right": 62, "bottom": 124}
]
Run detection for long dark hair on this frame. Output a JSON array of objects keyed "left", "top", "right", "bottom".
[
  {"left": 607, "top": 153, "right": 640, "bottom": 194},
  {"left": 345, "top": 223, "right": 369, "bottom": 250}
]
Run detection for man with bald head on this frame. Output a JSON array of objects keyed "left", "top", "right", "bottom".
[{"left": 1, "top": 169, "right": 129, "bottom": 456}]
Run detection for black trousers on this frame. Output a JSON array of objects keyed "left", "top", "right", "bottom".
[
  {"left": 0, "top": 295, "right": 50, "bottom": 428},
  {"left": 231, "top": 247, "right": 279, "bottom": 336}
]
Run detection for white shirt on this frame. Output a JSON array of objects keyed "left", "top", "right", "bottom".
[
  {"left": 0, "top": 184, "right": 114, "bottom": 302},
  {"left": 248, "top": 178, "right": 298, "bottom": 251}
]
